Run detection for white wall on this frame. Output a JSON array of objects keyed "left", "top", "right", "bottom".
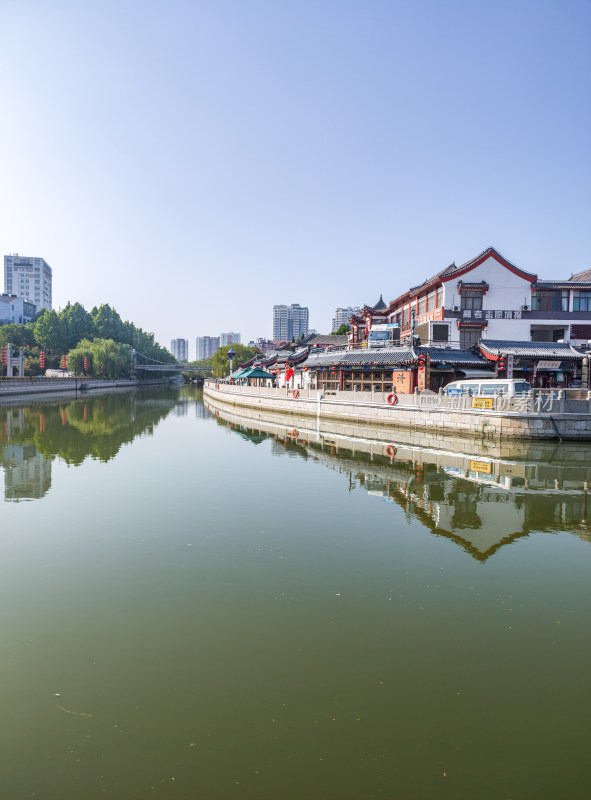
[
  {"left": 444, "top": 255, "right": 534, "bottom": 345},
  {"left": 444, "top": 255, "right": 533, "bottom": 311}
]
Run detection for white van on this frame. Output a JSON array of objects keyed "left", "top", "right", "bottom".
[{"left": 444, "top": 379, "right": 531, "bottom": 397}]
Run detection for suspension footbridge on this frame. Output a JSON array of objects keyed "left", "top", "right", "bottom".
[{"left": 132, "top": 350, "right": 213, "bottom": 373}]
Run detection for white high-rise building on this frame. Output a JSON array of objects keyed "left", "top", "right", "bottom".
[
  {"left": 332, "top": 306, "right": 360, "bottom": 332},
  {"left": 170, "top": 339, "right": 189, "bottom": 362},
  {"left": 4, "top": 254, "right": 52, "bottom": 311},
  {"left": 196, "top": 336, "right": 220, "bottom": 360},
  {"left": 220, "top": 332, "right": 241, "bottom": 347},
  {"left": 272, "top": 304, "right": 309, "bottom": 341},
  {"left": 273, "top": 305, "right": 290, "bottom": 340}
]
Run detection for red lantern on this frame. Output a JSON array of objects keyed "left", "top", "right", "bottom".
[
  {"left": 1, "top": 348, "right": 6, "bottom": 365},
  {"left": 84, "top": 356, "right": 88, "bottom": 371},
  {"left": 418, "top": 354, "right": 425, "bottom": 371},
  {"left": 39, "top": 351, "right": 45, "bottom": 369},
  {"left": 499, "top": 355, "right": 506, "bottom": 372},
  {"left": 61, "top": 354, "right": 67, "bottom": 369}
]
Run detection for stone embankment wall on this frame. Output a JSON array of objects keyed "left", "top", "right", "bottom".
[
  {"left": 205, "top": 395, "right": 591, "bottom": 479},
  {"left": 203, "top": 382, "right": 591, "bottom": 441},
  {"left": 0, "top": 377, "right": 172, "bottom": 398}
]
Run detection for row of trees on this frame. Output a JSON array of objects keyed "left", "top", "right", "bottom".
[
  {"left": 0, "top": 302, "right": 175, "bottom": 378},
  {"left": 187, "top": 343, "right": 260, "bottom": 378}
]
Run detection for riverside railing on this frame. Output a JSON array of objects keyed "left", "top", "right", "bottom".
[
  {"left": 0, "top": 377, "right": 80, "bottom": 389},
  {"left": 205, "top": 381, "right": 591, "bottom": 416}
]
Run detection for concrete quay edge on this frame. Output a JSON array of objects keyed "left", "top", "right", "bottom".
[{"left": 203, "top": 383, "right": 591, "bottom": 441}]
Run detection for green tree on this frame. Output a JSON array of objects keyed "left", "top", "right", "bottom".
[
  {"left": 0, "top": 323, "right": 37, "bottom": 348},
  {"left": 332, "top": 324, "right": 350, "bottom": 335},
  {"left": 34, "top": 309, "right": 68, "bottom": 353},
  {"left": 60, "top": 302, "right": 96, "bottom": 350},
  {"left": 91, "top": 304, "right": 124, "bottom": 341},
  {"left": 67, "top": 338, "right": 131, "bottom": 379},
  {"left": 211, "top": 344, "right": 259, "bottom": 377}
]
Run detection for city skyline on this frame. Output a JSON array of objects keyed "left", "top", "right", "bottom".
[
  {"left": 1, "top": 2, "right": 589, "bottom": 347},
  {"left": 272, "top": 304, "right": 309, "bottom": 342}
]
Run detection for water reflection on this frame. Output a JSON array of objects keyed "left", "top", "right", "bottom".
[
  {"left": 206, "top": 398, "right": 591, "bottom": 560},
  {"left": 0, "top": 388, "right": 181, "bottom": 501}
]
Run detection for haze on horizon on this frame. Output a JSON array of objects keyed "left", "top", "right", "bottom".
[{"left": 1, "top": 0, "right": 589, "bottom": 358}]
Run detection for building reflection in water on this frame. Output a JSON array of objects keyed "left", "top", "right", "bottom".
[
  {"left": 207, "top": 399, "right": 591, "bottom": 561},
  {"left": 2, "top": 443, "right": 52, "bottom": 501},
  {"left": 0, "top": 388, "right": 179, "bottom": 502}
]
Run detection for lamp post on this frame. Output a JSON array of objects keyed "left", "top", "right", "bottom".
[{"left": 228, "top": 348, "right": 235, "bottom": 377}]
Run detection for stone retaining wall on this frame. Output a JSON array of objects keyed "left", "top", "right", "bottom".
[
  {"left": 203, "top": 382, "right": 591, "bottom": 441},
  {"left": 0, "top": 377, "right": 172, "bottom": 398}
]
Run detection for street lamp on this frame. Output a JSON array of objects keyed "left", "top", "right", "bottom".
[{"left": 228, "top": 348, "right": 236, "bottom": 377}]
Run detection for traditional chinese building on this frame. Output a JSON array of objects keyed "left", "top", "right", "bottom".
[
  {"left": 478, "top": 340, "right": 584, "bottom": 388},
  {"left": 305, "top": 345, "right": 490, "bottom": 393},
  {"left": 349, "top": 247, "right": 591, "bottom": 349}
]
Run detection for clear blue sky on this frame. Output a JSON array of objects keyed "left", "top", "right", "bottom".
[{"left": 1, "top": 0, "right": 589, "bottom": 357}]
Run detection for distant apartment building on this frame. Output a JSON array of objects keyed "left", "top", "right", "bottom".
[
  {"left": 331, "top": 306, "right": 360, "bottom": 332},
  {"left": 220, "top": 332, "right": 241, "bottom": 347},
  {"left": 4, "top": 254, "right": 52, "bottom": 311},
  {"left": 248, "top": 337, "right": 274, "bottom": 354},
  {"left": 170, "top": 338, "right": 189, "bottom": 362},
  {"left": 196, "top": 336, "right": 220, "bottom": 360},
  {"left": 0, "top": 294, "right": 37, "bottom": 324},
  {"left": 272, "top": 304, "right": 309, "bottom": 341}
]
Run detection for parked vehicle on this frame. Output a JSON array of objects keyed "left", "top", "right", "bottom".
[
  {"left": 444, "top": 379, "right": 531, "bottom": 397},
  {"left": 45, "top": 369, "right": 73, "bottom": 378},
  {"left": 367, "top": 324, "right": 400, "bottom": 348}
]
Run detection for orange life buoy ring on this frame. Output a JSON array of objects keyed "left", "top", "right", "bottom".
[
  {"left": 293, "top": 389, "right": 299, "bottom": 398},
  {"left": 290, "top": 428, "right": 298, "bottom": 438},
  {"left": 386, "top": 445, "right": 396, "bottom": 457},
  {"left": 387, "top": 393, "right": 397, "bottom": 405}
]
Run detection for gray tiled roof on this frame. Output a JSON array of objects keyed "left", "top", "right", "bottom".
[
  {"left": 416, "top": 347, "right": 487, "bottom": 366},
  {"left": 332, "top": 350, "right": 416, "bottom": 365},
  {"left": 372, "top": 294, "right": 387, "bottom": 311},
  {"left": 301, "top": 334, "right": 350, "bottom": 346},
  {"left": 408, "top": 247, "right": 537, "bottom": 297},
  {"left": 479, "top": 340, "right": 583, "bottom": 359},
  {"left": 570, "top": 269, "right": 591, "bottom": 281},
  {"left": 304, "top": 346, "right": 486, "bottom": 368},
  {"left": 534, "top": 280, "right": 591, "bottom": 290}
]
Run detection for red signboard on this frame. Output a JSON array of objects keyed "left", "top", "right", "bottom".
[{"left": 392, "top": 370, "right": 412, "bottom": 393}]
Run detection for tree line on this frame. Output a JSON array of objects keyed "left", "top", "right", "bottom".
[
  {"left": 0, "top": 302, "right": 175, "bottom": 378},
  {"left": 187, "top": 343, "right": 260, "bottom": 378}
]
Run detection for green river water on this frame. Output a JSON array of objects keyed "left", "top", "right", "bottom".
[{"left": 0, "top": 386, "right": 589, "bottom": 800}]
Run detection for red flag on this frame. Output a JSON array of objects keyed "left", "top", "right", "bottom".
[{"left": 285, "top": 365, "right": 294, "bottom": 381}]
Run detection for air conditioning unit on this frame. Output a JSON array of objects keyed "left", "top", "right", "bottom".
[
  {"left": 522, "top": 304, "right": 530, "bottom": 311},
  {"left": 415, "top": 320, "right": 451, "bottom": 346},
  {"left": 452, "top": 305, "right": 460, "bottom": 312}
]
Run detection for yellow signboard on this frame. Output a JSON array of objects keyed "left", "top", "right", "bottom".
[
  {"left": 472, "top": 397, "right": 494, "bottom": 409},
  {"left": 470, "top": 460, "right": 493, "bottom": 474}
]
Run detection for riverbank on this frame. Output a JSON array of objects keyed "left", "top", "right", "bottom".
[
  {"left": 204, "top": 380, "right": 591, "bottom": 441},
  {"left": 0, "top": 376, "right": 177, "bottom": 401}
]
